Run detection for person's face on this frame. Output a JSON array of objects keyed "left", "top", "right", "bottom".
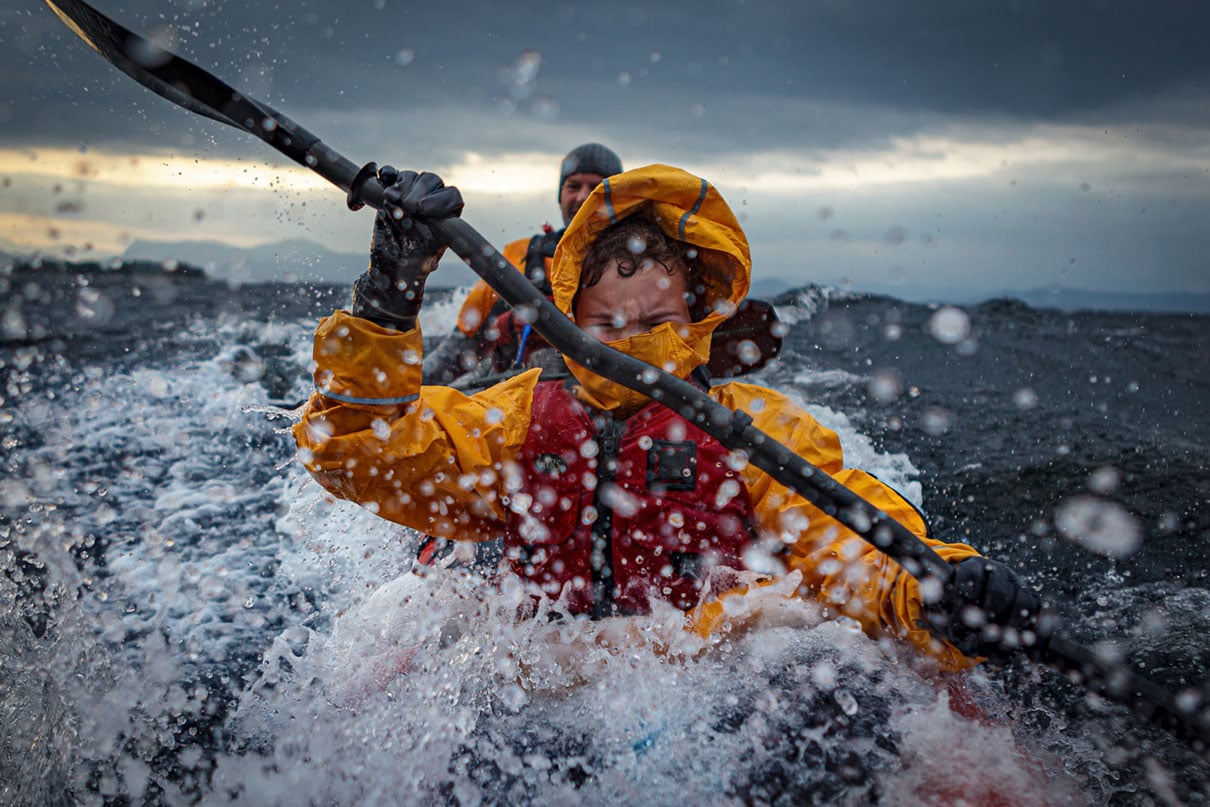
[
  {"left": 574, "top": 259, "right": 690, "bottom": 342},
  {"left": 559, "top": 172, "right": 606, "bottom": 224}
]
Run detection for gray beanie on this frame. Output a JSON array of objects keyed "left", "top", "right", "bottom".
[{"left": 558, "top": 143, "right": 623, "bottom": 201}]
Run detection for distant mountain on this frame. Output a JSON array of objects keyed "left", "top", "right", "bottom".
[
  {"left": 759, "top": 276, "right": 1210, "bottom": 315},
  {"left": 101, "top": 241, "right": 1210, "bottom": 314},
  {"left": 121, "top": 237, "right": 363, "bottom": 284},
  {"left": 1007, "top": 287, "right": 1210, "bottom": 314}
]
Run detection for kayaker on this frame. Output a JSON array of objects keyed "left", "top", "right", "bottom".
[
  {"left": 294, "top": 163, "right": 1045, "bottom": 671},
  {"left": 422, "top": 143, "right": 624, "bottom": 384}
]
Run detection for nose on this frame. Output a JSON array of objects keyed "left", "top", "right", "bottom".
[{"left": 608, "top": 302, "right": 647, "bottom": 340}]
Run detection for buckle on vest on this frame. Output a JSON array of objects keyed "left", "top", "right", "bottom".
[
  {"left": 671, "top": 551, "right": 702, "bottom": 580},
  {"left": 533, "top": 452, "right": 568, "bottom": 476},
  {"left": 647, "top": 440, "right": 697, "bottom": 492}
]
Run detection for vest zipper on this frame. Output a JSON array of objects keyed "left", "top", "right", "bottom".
[{"left": 590, "top": 416, "right": 625, "bottom": 619}]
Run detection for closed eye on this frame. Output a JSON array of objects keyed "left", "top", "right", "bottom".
[{"left": 582, "top": 313, "right": 687, "bottom": 341}]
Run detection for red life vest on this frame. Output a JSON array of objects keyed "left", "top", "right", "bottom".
[{"left": 503, "top": 379, "right": 759, "bottom": 617}]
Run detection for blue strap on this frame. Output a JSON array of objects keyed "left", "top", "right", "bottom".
[{"left": 513, "top": 324, "right": 533, "bottom": 368}]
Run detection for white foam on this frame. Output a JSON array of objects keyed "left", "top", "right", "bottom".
[
  {"left": 418, "top": 285, "right": 475, "bottom": 337},
  {"left": 0, "top": 307, "right": 1101, "bottom": 803},
  {"left": 775, "top": 385, "right": 925, "bottom": 508}
]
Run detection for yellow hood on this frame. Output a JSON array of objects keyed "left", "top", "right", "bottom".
[{"left": 549, "top": 164, "right": 752, "bottom": 410}]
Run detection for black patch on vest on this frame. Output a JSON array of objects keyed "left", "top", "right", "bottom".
[
  {"left": 671, "top": 551, "right": 702, "bottom": 580},
  {"left": 647, "top": 440, "right": 697, "bottom": 492},
  {"left": 533, "top": 452, "right": 567, "bottom": 476}
]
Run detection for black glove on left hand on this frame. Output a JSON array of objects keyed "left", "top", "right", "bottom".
[
  {"left": 351, "top": 166, "right": 464, "bottom": 330},
  {"left": 926, "top": 556, "right": 1048, "bottom": 662}
]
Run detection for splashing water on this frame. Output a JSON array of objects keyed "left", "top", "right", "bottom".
[{"left": 1, "top": 277, "right": 1206, "bottom": 804}]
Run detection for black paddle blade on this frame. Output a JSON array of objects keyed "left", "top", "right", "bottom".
[
  {"left": 44, "top": 0, "right": 318, "bottom": 165},
  {"left": 707, "top": 298, "right": 784, "bottom": 378}
]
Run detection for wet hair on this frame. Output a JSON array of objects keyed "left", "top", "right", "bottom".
[
  {"left": 579, "top": 213, "right": 694, "bottom": 289},
  {"left": 577, "top": 213, "right": 711, "bottom": 319},
  {"left": 575, "top": 211, "right": 726, "bottom": 324}
]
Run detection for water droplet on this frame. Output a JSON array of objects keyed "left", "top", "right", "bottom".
[
  {"left": 1012, "top": 387, "right": 1038, "bottom": 410},
  {"left": 812, "top": 661, "right": 837, "bottom": 690},
  {"left": 920, "top": 407, "right": 951, "bottom": 435},
  {"left": 531, "top": 96, "right": 559, "bottom": 120},
  {"left": 1054, "top": 495, "right": 1141, "bottom": 558},
  {"left": 1088, "top": 466, "right": 1119, "bottom": 494},
  {"left": 514, "top": 50, "right": 542, "bottom": 83},
  {"left": 868, "top": 369, "right": 902, "bottom": 403},
  {"left": 928, "top": 306, "right": 970, "bottom": 344},
  {"left": 834, "top": 688, "right": 858, "bottom": 716},
  {"left": 737, "top": 340, "right": 761, "bottom": 365}
]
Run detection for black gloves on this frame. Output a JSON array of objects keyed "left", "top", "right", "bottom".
[
  {"left": 927, "top": 557, "right": 1048, "bottom": 662},
  {"left": 351, "top": 166, "right": 464, "bottom": 331}
]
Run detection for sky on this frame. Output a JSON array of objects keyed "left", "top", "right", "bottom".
[{"left": 1, "top": 0, "right": 1208, "bottom": 299}]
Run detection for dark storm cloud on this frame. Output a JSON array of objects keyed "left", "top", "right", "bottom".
[
  {"left": 5, "top": 0, "right": 1209, "bottom": 157},
  {"left": 4, "top": 0, "right": 1208, "bottom": 297}
]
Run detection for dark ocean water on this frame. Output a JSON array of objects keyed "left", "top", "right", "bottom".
[{"left": 1, "top": 261, "right": 1207, "bottom": 805}]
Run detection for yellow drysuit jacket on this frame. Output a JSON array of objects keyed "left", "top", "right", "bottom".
[
  {"left": 453, "top": 236, "right": 536, "bottom": 337},
  {"left": 294, "top": 164, "right": 981, "bottom": 669}
]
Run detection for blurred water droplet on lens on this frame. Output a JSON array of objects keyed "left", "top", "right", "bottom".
[
  {"left": 1054, "top": 495, "right": 1141, "bottom": 558},
  {"left": 834, "top": 688, "right": 858, "bottom": 716},
  {"left": 1088, "top": 466, "right": 1119, "bottom": 494},
  {"left": 1013, "top": 387, "right": 1038, "bottom": 410},
  {"left": 515, "top": 50, "right": 542, "bottom": 83},
  {"left": 928, "top": 306, "right": 970, "bottom": 344},
  {"left": 920, "top": 407, "right": 951, "bottom": 435},
  {"left": 127, "top": 25, "right": 176, "bottom": 68},
  {"left": 868, "top": 369, "right": 902, "bottom": 403},
  {"left": 531, "top": 96, "right": 559, "bottom": 120}
]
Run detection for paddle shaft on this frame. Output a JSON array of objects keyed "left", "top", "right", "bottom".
[
  {"left": 431, "top": 216, "right": 950, "bottom": 581},
  {"left": 46, "top": 0, "right": 954, "bottom": 582},
  {"left": 44, "top": 0, "right": 1209, "bottom": 747}
]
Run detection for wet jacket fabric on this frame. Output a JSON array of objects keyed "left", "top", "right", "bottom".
[
  {"left": 455, "top": 229, "right": 558, "bottom": 338},
  {"left": 453, "top": 237, "right": 527, "bottom": 338},
  {"left": 294, "top": 164, "right": 981, "bottom": 670},
  {"left": 505, "top": 378, "right": 757, "bottom": 618}
]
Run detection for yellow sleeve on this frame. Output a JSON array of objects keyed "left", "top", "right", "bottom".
[
  {"left": 293, "top": 311, "right": 540, "bottom": 541},
  {"left": 712, "top": 382, "right": 981, "bottom": 670},
  {"left": 455, "top": 237, "right": 531, "bottom": 336}
]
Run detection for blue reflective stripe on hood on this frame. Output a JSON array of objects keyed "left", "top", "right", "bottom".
[
  {"left": 603, "top": 177, "right": 617, "bottom": 223},
  {"left": 678, "top": 177, "right": 709, "bottom": 240}
]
